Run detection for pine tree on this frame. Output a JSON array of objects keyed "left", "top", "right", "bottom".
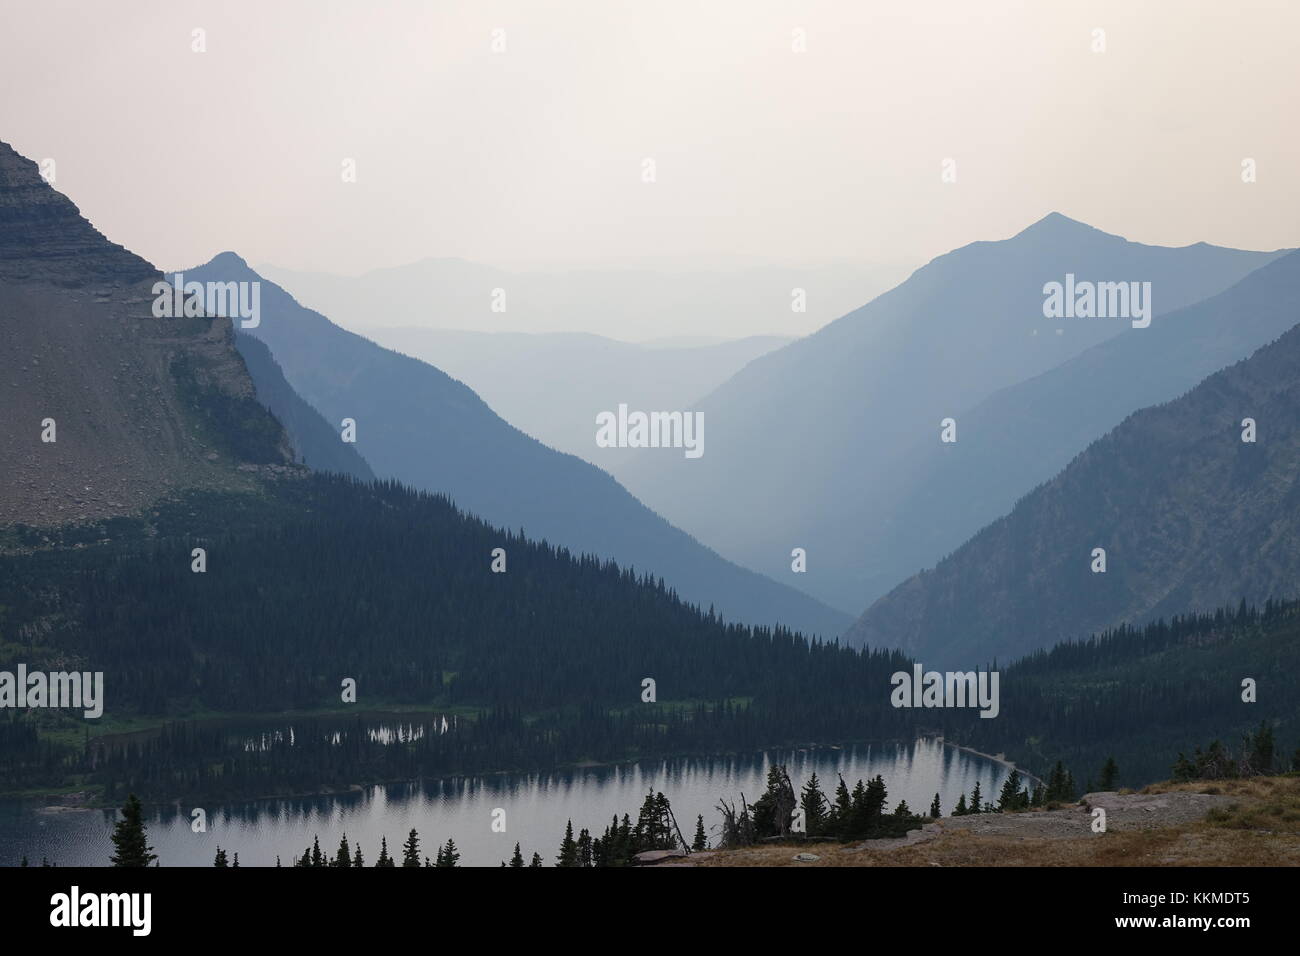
[
  {"left": 232, "top": 853, "right": 239, "bottom": 868},
  {"left": 376, "top": 835, "right": 395, "bottom": 867},
  {"left": 1098, "top": 756, "right": 1119, "bottom": 790},
  {"left": 529, "top": 851, "right": 543, "bottom": 868},
  {"left": 438, "top": 838, "right": 460, "bottom": 868},
  {"left": 692, "top": 814, "right": 708, "bottom": 851},
  {"left": 954, "top": 793, "right": 968, "bottom": 816},
  {"left": 800, "top": 773, "right": 828, "bottom": 837},
  {"left": 929, "top": 793, "right": 942, "bottom": 818},
  {"left": 213, "top": 846, "right": 228, "bottom": 867},
  {"left": 334, "top": 833, "right": 352, "bottom": 868},
  {"left": 109, "top": 794, "right": 158, "bottom": 867},
  {"left": 1046, "top": 761, "right": 1070, "bottom": 802},
  {"left": 1249, "top": 722, "right": 1274, "bottom": 774},
  {"left": 829, "top": 775, "right": 852, "bottom": 834},
  {"left": 969, "top": 780, "right": 982, "bottom": 814},
  {"left": 401, "top": 828, "right": 421, "bottom": 867},
  {"left": 557, "top": 819, "right": 579, "bottom": 867},
  {"left": 509, "top": 843, "right": 525, "bottom": 868},
  {"left": 310, "top": 835, "right": 325, "bottom": 868},
  {"left": 577, "top": 828, "right": 593, "bottom": 867},
  {"left": 998, "top": 770, "right": 1022, "bottom": 811},
  {"left": 352, "top": 845, "right": 364, "bottom": 867}
]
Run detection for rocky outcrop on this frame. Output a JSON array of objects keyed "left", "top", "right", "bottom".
[{"left": 0, "top": 141, "right": 156, "bottom": 287}]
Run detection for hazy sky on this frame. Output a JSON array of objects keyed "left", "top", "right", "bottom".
[{"left": 1, "top": 0, "right": 1296, "bottom": 278}]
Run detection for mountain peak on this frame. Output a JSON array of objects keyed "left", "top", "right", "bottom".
[
  {"left": 0, "top": 139, "right": 157, "bottom": 286},
  {"left": 1014, "top": 211, "right": 1105, "bottom": 240}
]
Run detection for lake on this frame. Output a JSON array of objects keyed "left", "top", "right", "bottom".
[{"left": 0, "top": 737, "right": 1023, "bottom": 867}]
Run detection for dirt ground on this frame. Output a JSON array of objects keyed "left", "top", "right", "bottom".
[{"left": 669, "top": 776, "right": 1300, "bottom": 867}]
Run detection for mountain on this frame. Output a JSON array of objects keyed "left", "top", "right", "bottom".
[
  {"left": 0, "top": 140, "right": 297, "bottom": 527},
  {"left": 360, "top": 327, "right": 789, "bottom": 467},
  {"left": 0, "top": 140, "right": 374, "bottom": 527},
  {"left": 257, "top": 257, "right": 912, "bottom": 340},
  {"left": 233, "top": 334, "right": 374, "bottom": 481},
  {"left": 182, "top": 254, "right": 852, "bottom": 638},
  {"left": 848, "top": 251, "right": 1300, "bottom": 664},
  {"left": 612, "top": 214, "right": 1286, "bottom": 614},
  {"left": 838, "top": 243, "right": 1300, "bottom": 611}
]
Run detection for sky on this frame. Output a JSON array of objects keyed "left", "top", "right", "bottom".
[{"left": 1, "top": 0, "right": 1297, "bottom": 284}]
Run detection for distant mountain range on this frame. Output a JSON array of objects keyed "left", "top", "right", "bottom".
[
  {"left": 613, "top": 213, "right": 1287, "bottom": 614},
  {"left": 849, "top": 248, "right": 1300, "bottom": 664},
  {"left": 359, "top": 327, "right": 789, "bottom": 467},
  {"left": 182, "top": 254, "right": 851, "bottom": 638},
  {"left": 256, "top": 258, "right": 911, "bottom": 340}
]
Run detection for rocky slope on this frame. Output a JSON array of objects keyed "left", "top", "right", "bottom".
[{"left": 0, "top": 140, "right": 358, "bottom": 527}]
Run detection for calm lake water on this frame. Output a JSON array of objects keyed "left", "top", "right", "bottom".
[{"left": 0, "top": 738, "right": 1021, "bottom": 867}]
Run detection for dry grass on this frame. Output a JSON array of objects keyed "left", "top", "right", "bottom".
[{"left": 685, "top": 775, "right": 1300, "bottom": 867}]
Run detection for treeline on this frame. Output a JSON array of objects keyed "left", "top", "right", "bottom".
[
  {"left": 2, "top": 475, "right": 1299, "bottom": 800},
  {"left": 937, "top": 598, "right": 1300, "bottom": 785}
]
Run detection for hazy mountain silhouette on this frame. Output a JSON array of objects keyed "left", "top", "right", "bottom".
[
  {"left": 184, "top": 254, "right": 852, "bottom": 638},
  {"left": 233, "top": 334, "right": 374, "bottom": 481},
  {"left": 258, "top": 258, "right": 911, "bottom": 341},
  {"left": 363, "top": 327, "right": 789, "bottom": 467},
  {"left": 614, "top": 214, "right": 1286, "bottom": 613},
  {"left": 848, "top": 249, "right": 1300, "bottom": 664},
  {"left": 850, "top": 247, "right": 1300, "bottom": 609}
]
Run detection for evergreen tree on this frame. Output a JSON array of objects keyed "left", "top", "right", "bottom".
[
  {"left": 213, "top": 846, "right": 228, "bottom": 867},
  {"left": 1098, "top": 756, "right": 1119, "bottom": 790},
  {"left": 998, "top": 770, "right": 1022, "bottom": 811},
  {"left": 1249, "top": 722, "right": 1274, "bottom": 774},
  {"left": 692, "top": 814, "right": 708, "bottom": 851},
  {"left": 929, "top": 793, "right": 941, "bottom": 818},
  {"left": 1046, "top": 761, "right": 1070, "bottom": 802},
  {"left": 509, "top": 843, "right": 525, "bottom": 868},
  {"left": 401, "top": 828, "right": 421, "bottom": 867},
  {"left": 557, "top": 819, "right": 579, "bottom": 867},
  {"left": 232, "top": 853, "right": 239, "bottom": 868},
  {"left": 969, "top": 780, "right": 982, "bottom": 814},
  {"left": 109, "top": 794, "right": 158, "bottom": 867},
  {"left": 438, "top": 838, "right": 460, "bottom": 868},
  {"left": 800, "top": 773, "right": 828, "bottom": 837},
  {"left": 310, "top": 835, "right": 325, "bottom": 868},
  {"left": 953, "top": 793, "right": 968, "bottom": 816},
  {"left": 352, "top": 845, "right": 364, "bottom": 867},
  {"left": 529, "top": 852, "right": 543, "bottom": 868},
  {"left": 829, "top": 775, "right": 852, "bottom": 834},
  {"left": 376, "top": 835, "right": 395, "bottom": 867},
  {"left": 334, "top": 833, "right": 352, "bottom": 868},
  {"left": 577, "top": 829, "right": 593, "bottom": 867}
]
